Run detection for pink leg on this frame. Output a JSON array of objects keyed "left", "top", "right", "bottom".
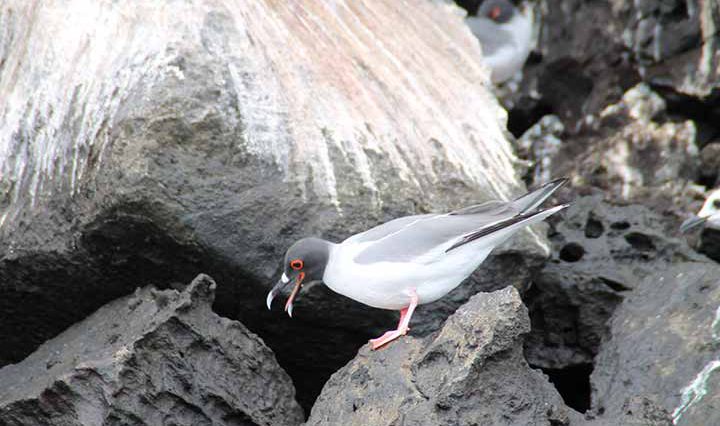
[{"left": 369, "top": 290, "right": 419, "bottom": 350}]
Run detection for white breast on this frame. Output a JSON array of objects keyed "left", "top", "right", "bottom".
[{"left": 323, "top": 241, "right": 493, "bottom": 310}]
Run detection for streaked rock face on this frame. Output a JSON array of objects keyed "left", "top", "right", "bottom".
[
  {"left": 0, "top": 0, "right": 544, "bottom": 413},
  {"left": 0, "top": 0, "right": 524, "bottom": 233}
]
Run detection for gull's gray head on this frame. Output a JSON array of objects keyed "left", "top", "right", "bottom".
[
  {"left": 266, "top": 237, "right": 331, "bottom": 317},
  {"left": 478, "top": 0, "right": 517, "bottom": 24}
]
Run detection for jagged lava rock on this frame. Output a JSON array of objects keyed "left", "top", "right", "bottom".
[
  {"left": 591, "top": 261, "right": 720, "bottom": 426},
  {"left": 550, "top": 84, "right": 698, "bottom": 204},
  {"left": 629, "top": 0, "right": 720, "bottom": 98},
  {"left": 0, "top": 274, "right": 304, "bottom": 426},
  {"left": 524, "top": 195, "right": 703, "bottom": 372},
  {"left": 306, "top": 287, "right": 579, "bottom": 426},
  {"left": 504, "top": 0, "right": 719, "bottom": 135},
  {"left": 0, "top": 0, "right": 548, "bottom": 410}
]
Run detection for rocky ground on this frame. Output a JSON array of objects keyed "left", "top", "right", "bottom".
[{"left": 1, "top": 0, "right": 719, "bottom": 425}]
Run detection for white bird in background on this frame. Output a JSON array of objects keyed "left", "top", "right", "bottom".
[
  {"left": 680, "top": 188, "right": 720, "bottom": 233},
  {"left": 267, "top": 179, "right": 568, "bottom": 350},
  {"left": 465, "top": 0, "right": 534, "bottom": 84}
]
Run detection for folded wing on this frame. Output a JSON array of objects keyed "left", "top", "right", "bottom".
[{"left": 351, "top": 179, "right": 567, "bottom": 265}]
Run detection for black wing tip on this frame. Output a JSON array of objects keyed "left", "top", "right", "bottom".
[
  {"left": 539, "top": 177, "right": 569, "bottom": 191},
  {"left": 514, "top": 177, "right": 568, "bottom": 202},
  {"left": 445, "top": 202, "right": 570, "bottom": 253}
]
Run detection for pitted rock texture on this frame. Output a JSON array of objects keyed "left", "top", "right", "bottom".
[
  {"left": 306, "top": 287, "right": 580, "bottom": 426},
  {"left": 524, "top": 195, "right": 703, "bottom": 373},
  {"left": 591, "top": 262, "right": 720, "bottom": 426},
  {"left": 0, "top": 0, "right": 549, "bottom": 410},
  {"left": 0, "top": 274, "right": 304, "bottom": 426}
]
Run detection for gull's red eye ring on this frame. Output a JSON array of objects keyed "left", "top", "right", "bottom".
[
  {"left": 489, "top": 6, "right": 501, "bottom": 20},
  {"left": 290, "top": 259, "right": 304, "bottom": 270}
]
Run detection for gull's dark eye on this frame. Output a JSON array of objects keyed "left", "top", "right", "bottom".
[
  {"left": 713, "top": 199, "right": 720, "bottom": 209},
  {"left": 290, "top": 259, "right": 304, "bottom": 270}
]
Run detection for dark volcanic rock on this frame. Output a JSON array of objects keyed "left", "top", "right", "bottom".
[
  {"left": 580, "top": 397, "right": 673, "bottom": 426},
  {"left": 519, "top": 85, "right": 699, "bottom": 206},
  {"left": 0, "top": 274, "right": 304, "bottom": 426},
  {"left": 505, "top": 0, "right": 719, "bottom": 136},
  {"left": 306, "top": 287, "right": 580, "bottom": 426},
  {"left": 0, "top": 0, "right": 548, "bottom": 411},
  {"left": 591, "top": 261, "right": 720, "bottom": 426},
  {"left": 524, "top": 195, "right": 701, "bottom": 373},
  {"left": 632, "top": 0, "right": 720, "bottom": 99},
  {"left": 699, "top": 142, "right": 720, "bottom": 187},
  {"left": 503, "top": 0, "right": 640, "bottom": 133}
]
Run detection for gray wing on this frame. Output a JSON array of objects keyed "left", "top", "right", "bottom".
[
  {"left": 353, "top": 204, "right": 518, "bottom": 264},
  {"left": 348, "top": 214, "right": 436, "bottom": 244},
  {"left": 352, "top": 179, "right": 568, "bottom": 264}
]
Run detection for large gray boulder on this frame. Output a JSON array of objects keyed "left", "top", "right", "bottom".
[
  {"left": 0, "top": 0, "right": 546, "bottom": 409},
  {"left": 591, "top": 261, "right": 720, "bottom": 426},
  {"left": 0, "top": 274, "right": 304, "bottom": 426},
  {"left": 306, "top": 287, "right": 579, "bottom": 426}
]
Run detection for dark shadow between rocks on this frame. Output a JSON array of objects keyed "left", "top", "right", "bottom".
[
  {"left": 508, "top": 98, "right": 555, "bottom": 138},
  {"left": 0, "top": 207, "right": 205, "bottom": 367},
  {"left": 0, "top": 203, "right": 389, "bottom": 416},
  {"left": 539, "top": 363, "right": 593, "bottom": 413},
  {"left": 649, "top": 84, "right": 720, "bottom": 148}
]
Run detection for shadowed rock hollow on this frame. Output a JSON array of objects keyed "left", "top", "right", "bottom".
[{"left": 0, "top": 274, "right": 304, "bottom": 426}]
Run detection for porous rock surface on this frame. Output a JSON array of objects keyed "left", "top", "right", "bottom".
[
  {"left": 591, "top": 261, "right": 720, "bottom": 426},
  {"left": 306, "top": 285, "right": 674, "bottom": 426},
  {"left": 0, "top": 274, "right": 304, "bottom": 426},
  {"left": 524, "top": 195, "right": 702, "bottom": 373}
]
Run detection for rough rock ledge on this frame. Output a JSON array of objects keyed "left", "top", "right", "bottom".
[
  {"left": 306, "top": 287, "right": 576, "bottom": 426},
  {"left": 0, "top": 274, "right": 304, "bottom": 426}
]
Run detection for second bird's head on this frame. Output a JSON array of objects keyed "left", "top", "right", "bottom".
[
  {"left": 266, "top": 237, "right": 331, "bottom": 317},
  {"left": 479, "top": 0, "right": 517, "bottom": 24}
]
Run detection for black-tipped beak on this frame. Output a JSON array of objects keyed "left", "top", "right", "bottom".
[
  {"left": 680, "top": 216, "right": 708, "bottom": 234},
  {"left": 266, "top": 272, "right": 305, "bottom": 318}
]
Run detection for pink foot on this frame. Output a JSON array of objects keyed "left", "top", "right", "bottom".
[
  {"left": 369, "top": 290, "right": 419, "bottom": 351},
  {"left": 369, "top": 329, "right": 405, "bottom": 350}
]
